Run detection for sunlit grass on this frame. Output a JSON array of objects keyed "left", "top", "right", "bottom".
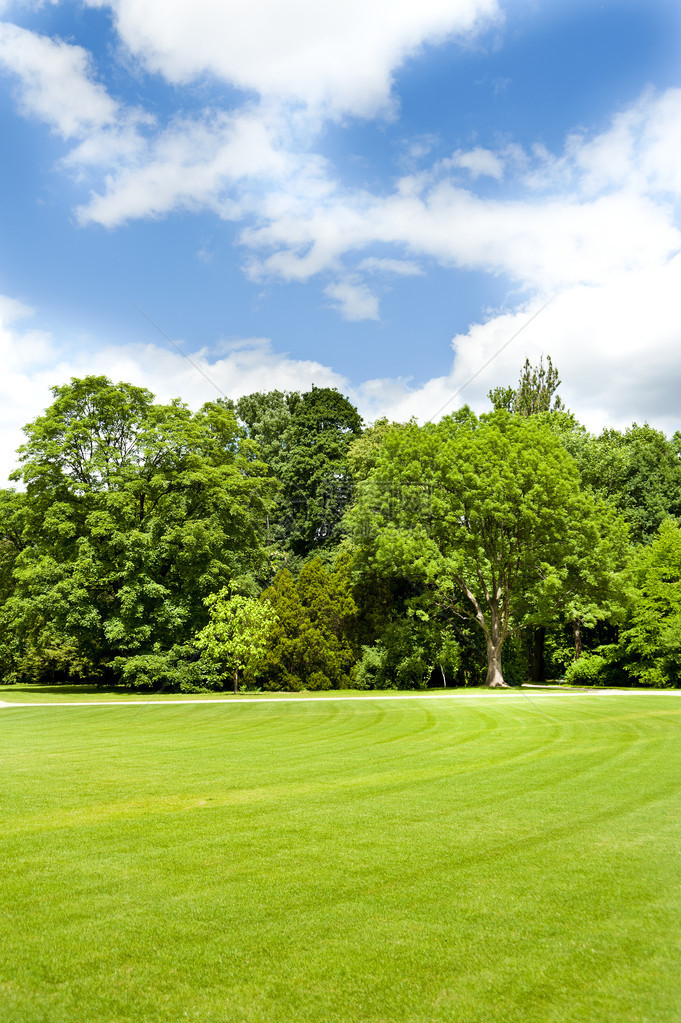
[{"left": 2, "top": 691, "right": 680, "bottom": 1022}]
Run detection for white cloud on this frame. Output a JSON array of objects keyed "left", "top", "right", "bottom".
[
  {"left": 359, "top": 257, "right": 424, "bottom": 276},
  {"left": 9, "top": 8, "right": 678, "bottom": 335},
  {"left": 85, "top": 0, "right": 501, "bottom": 117},
  {"left": 0, "top": 22, "right": 331, "bottom": 230},
  {"left": 2, "top": 7, "right": 681, "bottom": 444},
  {"left": 0, "top": 296, "right": 62, "bottom": 485},
  {"left": 57, "top": 82, "right": 680, "bottom": 314},
  {"left": 240, "top": 88, "right": 681, "bottom": 309},
  {"left": 0, "top": 20, "right": 154, "bottom": 180},
  {"left": 4, "top": 259, "right": 681, "bottom": 490},
  {"left": 324, "top": 279, "right": 380, "bottom": 321},
  {"left": 0, "top": 22, "right": 120, "bottom": 137},
  {"left": 74, "top": 106, "right": 307, "bottom": 227},
  {"left": 69, "top": 84, "right": 681, "bottom": 327},
  {"left": 245, "top": 182, "right": 681, "bottom": 294},
  {"left": 573, "top": 88, "right": 681, "bottom": 199},
  {"left": 362, "top": 256, "right": 681, "bottom": 436},
  {"left": 448, "top": 146, "right": 504, "bottom": 179}
]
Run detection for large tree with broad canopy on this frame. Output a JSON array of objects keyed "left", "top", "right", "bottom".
[{"left": 347, "top": 409, "right": 611, "bottom": 686}]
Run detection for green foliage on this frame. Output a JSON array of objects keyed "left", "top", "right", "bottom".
[
  {"left": 236, "top": 386, "right": 363, "bottom": 562},
  {"left": 259, "top": 555, "right": 357, "bottom": 690},
  {"left": 563, "top": 653, "right": 609, "bottom": 686},
  {"left": 1, "top": 376, "right": 271, "bottom": 684},
  {"left": 0, "top": 623, "right": 99, "bottom": 686},
  {"left": 500, "top": 633, "right": 526, "bottom": 687},
  {"left": 488, "top": 355, "right": 564, "bottom": 416},
  {"left": 196, "top": 592, "right": 278, "bottom": 692},
  {"left": 487, "top": 360, "right": 628, "bottom": 679},
  {"left": 234, "top": 389, "right": 295, "bottom": 469},
  {"left": 574, "top": 424, "right": 681, "bottom": 545},
  {"left": 347, "top": 409, "right": 598, "bottom": 686},
  {"left": 352, "top": 645, "right": 386, "bottom": 689},
  {"left": 1, "top": 370, "right": 676, "bottom": 694},
  {"left": 351, "top": 627, "right": 429, "bottom": 691},
  {"left": 0, "top": 489, "right": 27, "bottom": 601},
  {"left": 619, "top": 519, "right": 681, "bottom": 687},
  {"left": 278, "top": 386, "right": 363, "bottom": 558},
  {"left": 111, "top": 646, "right": 222, "bottom": 692}
]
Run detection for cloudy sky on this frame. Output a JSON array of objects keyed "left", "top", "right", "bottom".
[{"left": 1, "top": 0, "right": 680, "bottom": 482}]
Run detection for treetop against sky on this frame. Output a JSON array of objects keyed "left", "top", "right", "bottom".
[{"left": 1, "top": 0, "right": 681, "bottom": 485}]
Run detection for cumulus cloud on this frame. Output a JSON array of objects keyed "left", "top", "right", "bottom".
[
  {"left": 324, "top": 278, "right": 380, "bottom": 321},
  {"left": 73, "top": 106, "right": 309, "bottom": 227},
  {"left": 0, "top": 19, "right": 154, "bottom": 180},
  {"left": 4, "top": 259, "right": 681, "bottom": 490},
  {"left": 448, "top": 146, "right": 505, "bottom": 179},
  {"left": 0, "top": 296, "right": 350, "bottom": 486},
  {"left": 0, "top": 22, "right": 121, "bottom": 136},
  {"left": 239, "top": 88, "right": 681, "bottom": 299},
  {"left": 361, "top": 255, "right": 681, "bottom": 436},
  {"left": 58, "top": 81, "right": 681, "bottom": 327},
  {"left": 8, "top": 10, "right": 678, "bottom": 332},
  {"left": 84, "top": 0, "right": 501, "bottom": 116},
  {"left": 246, "top": 182, "right": 681, "bottom": 293},
  {"left": 0, "top": 296, "right": 63, "bottom": 485},
  {"left": 575, "top": 88, "right": 681, "bottom": 199},
  {"left": 1, "top": 5, "right": 681, "bottom": 446},
  {"left": 0, "top": 23, "right": 332, "bottom": 229}
]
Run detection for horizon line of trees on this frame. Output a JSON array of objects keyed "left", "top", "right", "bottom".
[{"left": 1, "top": 357, "right": 681, "bottom": 691}]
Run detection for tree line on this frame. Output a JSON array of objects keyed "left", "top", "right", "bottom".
[{"left": 1, "top": 358, "right": 680, "bottom": 690}]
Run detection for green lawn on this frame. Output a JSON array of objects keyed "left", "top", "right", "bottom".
[{"left": 1, "top": 690, "right": 680, "bottom": 1022}]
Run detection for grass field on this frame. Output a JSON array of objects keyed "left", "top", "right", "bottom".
[{"left": 1, "top": 689, "right": 680, "bottom": 1022}]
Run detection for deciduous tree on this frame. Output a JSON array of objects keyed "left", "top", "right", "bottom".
[
  {"left": 620, "top": 518, "right": 681, "bottom": 687},
  {"left": 348, "top": 410, "right": 602, "bottom": 686},
  {"left": 196, "top": 592, "right": 277, "bottom": 693},
  {"left": 3, "top": 376, "right": 271, "bottom": 684}
]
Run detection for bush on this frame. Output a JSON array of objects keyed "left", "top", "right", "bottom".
[
  {"left": 351, "top": 641, "right": 432, "bottom": 690},
  {"left": 563, "top": 653, "right": 608, "bottom": 686},
  {"left": 0, "top": 628, "right": 102, "bottom": 686},
  {"left": 352, "top": 645, "right": 390, "bottom": 690},
  {"left": 111, "top": 647, "right": 222, "bottom": 692},
  {"left": 395, "top": 651, "right": 431, "bottom": 690},
  {"left": 307, "top": 670, "right": 332, "bottom": 691}
]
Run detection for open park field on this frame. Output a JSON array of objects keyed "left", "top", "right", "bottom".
[{"left": 1, "top": 688, "right": 680, "bottom": 1022}]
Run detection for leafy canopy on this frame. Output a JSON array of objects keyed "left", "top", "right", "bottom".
[
  {"left": 196, "top": 592, "right": 278, "bottom": 691},
  {"left": 347, "top": 409, "right": 604, "bottom": 685},
  {"left": 2, "top": 375, "right": 271, "bottom": 683}
]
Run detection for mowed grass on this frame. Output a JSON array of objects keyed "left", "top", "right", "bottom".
[{"left": 1, "top": 692, "right": 680, "bottom": 1022}]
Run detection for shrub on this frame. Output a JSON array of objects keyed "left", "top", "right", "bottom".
[
  {"left": 352, "top": 645, "right": 390, "bottom": 690},
  {"left": 564, "top": 653, "right": 608, "bottom": 686},
  {"left": 111, "top": 647, "right": 222, "bottom": 692},
  {"left": 395, "top": 651, "right": 431, "bottom": 690},
  {"left": 307, "top": 670, "right": 332, "bottom": 691}
]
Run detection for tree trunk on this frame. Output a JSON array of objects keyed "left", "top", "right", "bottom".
[
  {"left": 439, "top": 664, "right": 447, "bottom": 687},
  {"left": 573, "top": 619, "right": 582, "bottom": 660},
  {"left": 530, "top": 626, "right": 546, "bottom": 682},
  {"left": 234, "top": 666, "right": 239, "bottom": 695},
  {"left": 485, "top": 607, "right": 508, "bottom": 687},
  {"left": 485, "top": 638, "right": 507, "bottom": 686},
  {"left": 461, "top": 582, "right": 509, "bottom": 687}
]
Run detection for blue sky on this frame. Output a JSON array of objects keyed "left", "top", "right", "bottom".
[{"left": 1, "top": 0, "right": 681, "bottom": 482}]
